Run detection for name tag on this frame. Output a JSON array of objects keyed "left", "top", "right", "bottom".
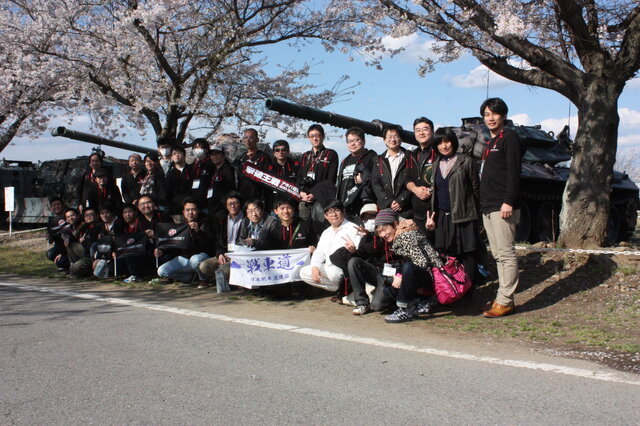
[
  {"left": 207, "top": 188, "right": 214, "bottom": 199},
  {"left": 227, "top": 243, "right": 235, "bottom": 252},
  {"left": 306, "top": 171, "right": 315, "bottom": 180},
  {"left": 382, "top": 263, "right": 396, "bottom": 277},
  {"left": 192, "top": 179, "right": 200, "bottom": 189}
]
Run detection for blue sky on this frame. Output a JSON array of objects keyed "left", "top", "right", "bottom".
[{"left": 4, "top": 33, "right": 640, "bottom": 165}]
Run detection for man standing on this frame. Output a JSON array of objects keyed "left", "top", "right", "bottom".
[
  {"left": 406, "top": 117, "right": 435, "bottom": 233},
  {"left": 337, "top": 127, "right": 377, "bottom": 221},
  {"left": 267, "top": 139, "right": 299, "bottom": 205},
  {"left": 297, "top": 124, "right": 339, "bottom": 222},
  {"left": 299, "top": 200, "right": 362, "bottom": 293},
  {"left": 157, "top": 137, "right": 174, "bottom": 175},
  {"left": 207, "top": 145, "right": 236, "bottom": 219},
  {"left": 165, "top": 145, "right": 193, "bottom": 217},
  {"left": 371, "top": 125, "right": 411, "bottom": 217},
  {"left": 236, "top": 128, "right": 271, "bottom": 204},
  {"left": 479, "top": 98, "right": 523, "bottom": 318}
]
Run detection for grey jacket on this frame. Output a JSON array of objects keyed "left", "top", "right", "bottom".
[{"left": 430, "top": 153, "right": 480, "bottom": 224}]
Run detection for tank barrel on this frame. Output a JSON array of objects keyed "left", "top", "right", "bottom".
[
  {"left": 51, "top": 127, "right": 155, "bottom": 154},
  {"left": 265, "top": 98, "right": 417, "bottom": 145}
]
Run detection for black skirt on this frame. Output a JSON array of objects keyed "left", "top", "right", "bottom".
[{"left": 434, "top": 210, "right": 479, "bottom": 255}]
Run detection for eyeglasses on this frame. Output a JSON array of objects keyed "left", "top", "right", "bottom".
[
  {"left": 325, "top": 208, "right": 342, "bottom": 215},
  {"left": 273, "top": 148, "right": 288, "bottom": 153}
]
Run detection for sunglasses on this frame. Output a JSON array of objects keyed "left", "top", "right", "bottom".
[{"left": 273, "top": 148, "right": 288, "bottom": 153}]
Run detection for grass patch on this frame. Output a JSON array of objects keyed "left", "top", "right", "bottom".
[
  {"left": 613, "top": 265, "right": 637, "bottom": 276},
  {"left": 0, "top": 246, "right": 56, "bottom": 276}
]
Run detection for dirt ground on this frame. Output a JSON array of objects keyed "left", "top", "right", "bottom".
[{"left": 1, "top": 229, "right": 639, "bottom": 374}]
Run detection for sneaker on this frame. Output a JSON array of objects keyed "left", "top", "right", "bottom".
[
  {"left": 180, "top": 281, "right": 195, "bottom": 288},
  {"left": 416, "top": 296, "right": 439, "bottom": 315},
  {"left": 197, "top": 281, "right": 211, "bottom": 289},
  {"left": 124, "top": 275, "right": 140, "bottom": 283},
  {"left": 384, "top": 307, "right": 417, "bottom": 323},
  {"left": 352, "top": 304, "right": 371, "bottom": 316}
]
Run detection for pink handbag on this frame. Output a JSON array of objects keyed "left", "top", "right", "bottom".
[{"left": 431, "top": 256, "right": 472, "bottom": 304}]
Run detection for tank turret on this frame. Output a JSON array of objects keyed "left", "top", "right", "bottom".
[{"left": 51, "top": 127, "right": 156, "bottom": 154}]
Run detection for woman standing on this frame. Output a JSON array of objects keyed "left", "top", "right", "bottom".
[
  {"left": 139, "top": 152, "right": 167, "bottom": 211},
  {"left": 77, "top": 152, "right": 104, "bottom": 213},
  {"left": 428, "top": 128, "right": 480, "bottom": 286}
]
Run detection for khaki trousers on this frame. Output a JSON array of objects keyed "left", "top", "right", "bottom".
[
  {"left": 299, "top": 264, "right": 344, "bottom": 292},
  {"left": 482, "top": 210, "right": 520, "bottom": 307}
]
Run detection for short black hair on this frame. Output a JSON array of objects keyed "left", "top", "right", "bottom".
[
  {"left": 245, "top": 199, "right": 265, "bottom": 212},
  {"left": 138, "top": 194, "right": 156, "bottom": 204},
  {"left": 83, "top": 207, "right": 97, "bottom": 215},
  {"left": 64, "top": 207, "right": 79, "bottom": 217},
  {"left": 345, "top": 127, "right": 365, "bottom": 142},
  {"left": 171, "top": 145, "right": 186, "bottom": 155},
  {"left": 413, "top": 117, "right": 434, "bottom": 130},
  {"left": 307, "top": 124, "right": 325, "bottom": 137},
  {"left": 192, "top": 138, "right": 210, "bottom": 150},
  {"left": 225, "top": 191, "right": 243, "bottom": 205},
  {"left": 50, "top": 196, "right": 64, "bottom": 205},
  {"left": 273, "top": 139, "right": 290, "bottom": 150},
  {"left": 157, "top": 135, "right": 175, "bottom": 147},
  {"left": 433, "top": 128, "right": 459, "bottom": 154},
  {"left": 182, "top": 198, "right": 199, "bottom": 209},
  {"left": 480, "top": 97, "right": 508, "bottom": 117},
  {"left": 273, "top": 197, "right": 296, "bottom": 209},
  {"left": 382, "top": 124, "right": 403, "bottom": 140},
  {"left": 122, "top": 203, "right": 138, "bottom": 213}
]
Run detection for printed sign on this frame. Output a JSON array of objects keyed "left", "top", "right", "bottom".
[
  {"left": 4, "top": 187, "right": 14, "bottom": 212},
  {"left": 155, "top": 223, "right": 191, "bottom": 250},
  {"left": 228, "top": 248, "right": 310, "bottom": 289}
]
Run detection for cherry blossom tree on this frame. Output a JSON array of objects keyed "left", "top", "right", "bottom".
[
  {"left": 5, "top": 0, "right": 386, "bottom": 145},
  {"left": 0, "top": 5, "right": 74, "bottom": 152},
  {"left": 366, "top": 0, "right": 640, "bottom": 247}
]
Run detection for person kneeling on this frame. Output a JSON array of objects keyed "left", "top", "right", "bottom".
[
  {"left": 300, "top": 200, "right": 361, "bottom": 292},
  {"left": 156, "top": 199, "right": 214, "bottom": 287}
]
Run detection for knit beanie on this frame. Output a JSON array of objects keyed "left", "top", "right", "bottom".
[{"left": 374, "top": 208, "right": 398, "bottom": 227}]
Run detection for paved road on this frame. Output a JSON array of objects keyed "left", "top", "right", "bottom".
[{"left": 1, "top": 279, "right": 639, "bottom": 425}]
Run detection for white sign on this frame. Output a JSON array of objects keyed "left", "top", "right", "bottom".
[
  {"left": 228, "top": 248, "right": 310, "bottom": 289},
  {"left": 4, "top": 187, "right": 14, "bottom": 212}
]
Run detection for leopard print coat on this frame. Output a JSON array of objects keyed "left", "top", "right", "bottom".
[{"left": 392, "top": 230, "right": 443, "bottom": 278}]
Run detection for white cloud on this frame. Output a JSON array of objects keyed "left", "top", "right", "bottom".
[
  {"left": 617, "top": 134, "right": 640, "bottom": 147},
  {"left": 538, "top": 115, "right": 578, "bottom": 139},
  {"left": 509, "top": 113, "right": 530, "bottom": 126},
  {"left": 445, "top": 65, "right": 515, "bottom": 89},
  {"left": 619, "top": 108, "right": 640, "bottom": 130}
]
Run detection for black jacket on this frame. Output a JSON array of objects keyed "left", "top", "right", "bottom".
[
  {"left": 370, "top": 148, "right": 412, "bottom": 213},
  {"left": 84, "top": 184, "right": 123, "bottom": 213},
  {"left": 479, "top": 128, "right": 523, "bottom": 214},
  {"left": 337, "top": 149, "right": 377, "bottom": 216},
  {"left": 406, "top": 145, "right": 435, "bottom": 220},
  {"left": 121, "top": 170, "right": 147, "bottom": 204},
  {"left": 165, "top": 163, "right": 194, "bottom": 215},
  {"left": 256, "top": 218, "right": 316, "bottom": 250},
  {"left": 190, "top": 158, "right": 216, "bottom": 209},
  {"left": 297, "top": 147, "right": 339, "bottom": 203},
  {"left": 236, "top": 150, "right": 272, "bottom": 202},
  {"left": 207, "top": 161, "right": 236, "bottom": 215}
]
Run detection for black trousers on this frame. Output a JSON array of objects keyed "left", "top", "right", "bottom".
[{"left": 347, "top": 257, "right": 394, "bottom": 311}]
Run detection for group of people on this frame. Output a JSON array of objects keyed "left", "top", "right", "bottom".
[{"left": 46, "top": 97, "right": 523, "bottom": 322}]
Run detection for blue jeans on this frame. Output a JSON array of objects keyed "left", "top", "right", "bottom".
[{"left": 157, "top": 253, "right": 210, "bottom": 282}]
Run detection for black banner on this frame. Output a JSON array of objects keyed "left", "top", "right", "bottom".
[
  {"left": 155, "top": 223, "right": 191, "bottom": 250},
  {"left": 95, "top": 235, "right": 114, "bottom": 260},
  {"left": 115, "top": 232, "right": 148, "bottom": 258}
]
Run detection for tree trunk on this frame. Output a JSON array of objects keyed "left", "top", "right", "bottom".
[
  {"left": 558, "top": 79, "right": 621, "bottom": 248},
  {"left": 0, "top": 114, "right": 28, "bottom": 154}
]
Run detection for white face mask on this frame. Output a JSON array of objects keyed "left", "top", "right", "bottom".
[
  {"left": 159, "top": 148, "right": 171, "bottom": 157},
  {"left": 193, "top": 148, "right": 206, "bottom": 159},
  {"left": 363, "top": 219, "right": 376, "bottom": 233}
]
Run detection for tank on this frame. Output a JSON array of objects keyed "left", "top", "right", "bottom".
[{"left": 265, "top": 98, "right": 639, "bottom": 244}]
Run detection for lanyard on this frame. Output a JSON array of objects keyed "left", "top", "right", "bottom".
[{"left": 482, "top": 130, "right": 504, "bottom": 161}]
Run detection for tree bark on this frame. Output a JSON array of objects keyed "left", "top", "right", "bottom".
[
  {"left": 558, "top": 78, "right": 621, "bottom": 248},
  {"left": 0, "top": 114, "right": 28, "bottom": 153}
]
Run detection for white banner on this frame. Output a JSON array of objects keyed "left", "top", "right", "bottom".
[
  {"left": 228, "top": 248, "right": 310, "bottom": 289},
  {"left": 4, "top": 187, "right": 14, "bottom": 212}
]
